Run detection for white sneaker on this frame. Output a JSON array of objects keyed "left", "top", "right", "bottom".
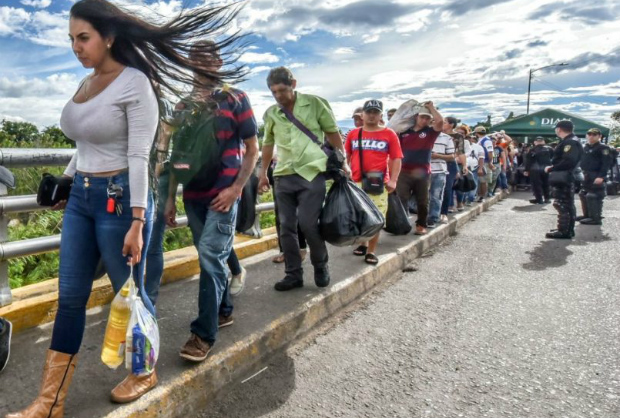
[{"left": 230, "top": 266, "right": 246, "bottom": 296}]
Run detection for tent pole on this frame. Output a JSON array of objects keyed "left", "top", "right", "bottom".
[{"left": 526, "top": 69, "right": 532, "bottom": 115}]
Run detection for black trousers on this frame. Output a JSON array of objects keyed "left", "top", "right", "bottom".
[
  {"left": 268, "top": 164, "right": 307, "bottom": 252},
  {"left": 552, "top": 182, "right": 576, "bottom": 234},
  {"left": 578, "top": 174, "right": 606, "bottom": 221},
  {"left": 274, "top": 173, "right": 328, "bottom": 280},
  {"left": 530, "top": 169, "right": 550, "bottom": 202}
]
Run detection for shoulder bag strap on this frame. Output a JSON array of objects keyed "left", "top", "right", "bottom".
[
  {"left": 279, "top": 105, "right": 322, "bottom": 147},
  {"left": 357, "top": 128, "right": 364, "bottom": 178}
]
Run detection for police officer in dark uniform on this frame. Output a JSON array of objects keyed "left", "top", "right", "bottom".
[
  {"left": 545, "top": 120, "right": 583, "bottom": 239},
  {"left": 577, "top": 128, "right": 612, "bottom": 225},
  {"left": 524, "top": 136, "right": 553, "bottom": 204}
]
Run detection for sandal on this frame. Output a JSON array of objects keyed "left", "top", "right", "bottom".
[
  {"left": 353, "top": 245, "right": 368, "bottom": 256},
  {"left": 364, "top": 253, "right": 379, "bottom": 265}
]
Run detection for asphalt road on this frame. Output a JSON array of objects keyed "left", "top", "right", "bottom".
[{"left": 199, "top": 192, "right": 620, "bottom": 418}]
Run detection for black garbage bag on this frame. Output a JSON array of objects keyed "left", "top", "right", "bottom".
[
  {"left": 320, "top": 177, "right": 385, "bottom": 247},
  {"left": 453, "top": 172, "right": 476, "bottom": 193},
  {"left": 384, "top": 193, "right": 412, "bottom": 235},
  {"left": 236, "top": 173, "right": 259, "bottom": 233}
]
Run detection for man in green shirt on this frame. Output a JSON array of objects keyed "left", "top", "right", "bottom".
[{"left": 259, "top": 67, "right": 350, "bottom": 291}]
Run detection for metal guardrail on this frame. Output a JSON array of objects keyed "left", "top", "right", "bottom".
[{"left": 0, "top": 148, "right": 273, "bottom": 307}]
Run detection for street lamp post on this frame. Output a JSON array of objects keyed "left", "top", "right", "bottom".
[{"left": 526, "top": 63, "right": 569, "bottom": 115}]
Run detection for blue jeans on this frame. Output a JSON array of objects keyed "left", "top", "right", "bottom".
[
  {"left": 184, "top": 199, "right": 237, "bottom": 344},
  {"left": 146, "top": 170, "right": 242, "bottom": 301},
  {"left": 466, "top": 169, "right": 480, "bottom": 203},
  {"left": 441, "top": 162, "right": 458, "bottom": 215},
  {"left": 51, "top": 172, "right": 154, "bottom": 355},
  {"left": 428, "top": 173, "right": 446, "bottom": 223},
  {"left": 145, "top": 170, "right": 170, "bottom": 305}
]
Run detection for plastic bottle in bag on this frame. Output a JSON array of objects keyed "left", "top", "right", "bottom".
[{"left": 101, "top": 281, "right": 132, "bottom": 369}]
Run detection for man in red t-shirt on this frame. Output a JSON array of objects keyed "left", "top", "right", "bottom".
[
  {"left": 345, "top": 99, "right": 403, "bottom": 265},
  {"left": 395, "top": 101, "right": 443, "bottom": 235}
]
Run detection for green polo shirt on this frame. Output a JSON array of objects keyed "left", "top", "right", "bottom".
[{"left": 263, "top": 92, "right": 339, "bottom": 182}]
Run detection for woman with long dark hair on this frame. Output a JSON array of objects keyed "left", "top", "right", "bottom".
[{"left": 6, "top": 1, "right": 247, "bottom": 417}]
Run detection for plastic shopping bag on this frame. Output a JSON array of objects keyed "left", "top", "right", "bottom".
[
  {"left": 320, "top": 177, "right": 385, "bottom": 247},
  {"left": 384, "top": 193, "right": 412, "bottom": 235},
  {"left": 386, "top": 99, "right": 428, "bottom": 134},
  {"left": 125, "top": 276, "right": 160, "bottom": 376}
]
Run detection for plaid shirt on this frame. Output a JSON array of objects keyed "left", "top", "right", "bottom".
[{"left": 183, "top": 87, "right": 257, "bottom": 202}]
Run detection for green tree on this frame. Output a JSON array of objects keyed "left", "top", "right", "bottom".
[
  {"left": 1, "top": 120, "right": 39, "bottom": 143},
  {"left": 610, "top": 111, "right": 620, "bottom": 147},
  {"left": 40, "top": 126, "right": 73, "bottom": 148}
]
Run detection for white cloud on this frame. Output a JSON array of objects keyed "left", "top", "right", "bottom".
[
  {"left": 20, "top": 0, "right": 52, "bottom": 9},
  {"left": 0, "top": 7, "right": 30, "bottom": 36},
  {"left": 239, "top": 52, "right": 280, "bottom": 64},
  {"left": 334, "top": 47, "right": 355, "bottom": 55}
]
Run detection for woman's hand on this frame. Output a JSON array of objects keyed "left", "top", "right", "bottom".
[
  {"left": 122, "top": 223, "right": 143, "bottom": 266},
  {"left": 52, "top": 200, "right": 68, "bottom": 211}
]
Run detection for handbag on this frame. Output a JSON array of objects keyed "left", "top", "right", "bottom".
[
  {"left": 548, "top": 170, "right": 572, "bottom": 186},
  {"left": 278, "top": 106, "right": 345, "bottom": 175},
  {"left": 357, "top": 128, "right": 384, "bottom": 195},
  {"left": 37, "top": 173, "right": 73, "bottom": 206}
]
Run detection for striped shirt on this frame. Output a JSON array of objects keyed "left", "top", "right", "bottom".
[
  {"left": 399, "top": 126, "right": 441, "bottom": 173},
  {"left": 183, "top": 87, "right": 257, "bottom": 202}
]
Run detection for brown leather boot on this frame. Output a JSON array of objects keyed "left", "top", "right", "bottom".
[
  {"left": 6, "top": 349, "right": 77, "bottom": 418},
  {"left": 110, "top": 371, "right": 157, "bottom": 404}
]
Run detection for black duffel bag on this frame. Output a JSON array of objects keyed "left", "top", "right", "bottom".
[{"left": 453, "top": 172, "right": 476, "bottom": 193}]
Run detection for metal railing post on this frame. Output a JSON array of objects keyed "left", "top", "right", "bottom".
[{"left": 0, "top": 182, "right": 12, "bottom": 306}]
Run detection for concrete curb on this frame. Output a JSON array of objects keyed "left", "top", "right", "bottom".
[
  {"left": 102, "top": 193, "right": 505, "bottom": 418},
  {"left": 0, "top": 227, "right": 279, "bottom": 333}
]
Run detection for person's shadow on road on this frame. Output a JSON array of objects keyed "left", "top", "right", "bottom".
[{"left": 523, "top": 225, "right": 611, "bottom": 271}]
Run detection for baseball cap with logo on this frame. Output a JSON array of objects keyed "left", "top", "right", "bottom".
[
  {"left": 587, "top": 128, "right": 602, "bottom": 135},
  {"left": 363, "top": 100, "right": 383, "bottom": 112},
  {"left": 473, "top": 126, "right": 487, "bottom": 134},
  {"left": 555, "top": 120, "right": 574, "bottom": 131}
]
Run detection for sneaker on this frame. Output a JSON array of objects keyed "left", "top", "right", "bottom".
[
  {"left": 440, "top": 215, "right": 449, "bottom": 224},
  {"left": 456, "top": 203, "right": 464, "bottom": 211},
  {"left": 218, "top": 314, "right": 234, "bottom": 328},
  {"left": 314, "top": 266, "right": 330, "bottom": 288},
  {"left": 465, "top": 202, "right": 473, "bottom": 207},
  {"left": 414, "top": 225, "right": 427, "bottom": 235},
  {"left": 274, "top": 276, "right": 303, "bottom": 291},
  {"left": 230, "top": 267, "right": 246, "bottom": 296},
  {"left": 180, "top": 333, "right": 212, "bottom": 362},
  {"left": 476, "top": 196, "right": 484, "bottom": 203},
  {"left": 426, "top": 221, "right": 436, "bottom": 229},
  {"left": 0, "top": 318, "right": 12, "bottom": 373}
]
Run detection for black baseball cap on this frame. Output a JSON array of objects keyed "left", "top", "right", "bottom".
[
  {"left": 363, "top": 99, "right": 383, "bottom": 112},
  {"left": 555, "top": 120, "right": 574, "bottom": 131}
]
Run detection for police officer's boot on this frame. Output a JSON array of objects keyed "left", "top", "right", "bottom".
[
  {"left": 547, "top": 210, "right": 572, "bottom": 239},
  {"left": 580, "top": 194, "right": 602, "bottom": 225},
  {"left": 576, "top": 192, "right": 589, "bottom": 221}
]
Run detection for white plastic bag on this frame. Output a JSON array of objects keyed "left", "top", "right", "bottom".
[
  {"left": 125, "top": 277, "right": 160, "bottom": 376},
  {"left": 386, "top": 99, "right": 428, "bottom": 134}
]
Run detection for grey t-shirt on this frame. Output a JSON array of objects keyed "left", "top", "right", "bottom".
[{"left": 60, "top": 67, "right": 158, "bottom": 208}]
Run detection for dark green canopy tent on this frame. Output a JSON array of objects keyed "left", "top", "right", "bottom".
[{"left": 490, "top": 108, "right": 610, "bottom": 141}]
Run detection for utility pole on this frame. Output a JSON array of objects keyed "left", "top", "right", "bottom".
[{"left": 526, "top": 63, "right": 569, "bottom": 115}]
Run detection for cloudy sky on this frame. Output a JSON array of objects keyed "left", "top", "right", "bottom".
[{"left": 0, "top": 0, "right": 619, "bottom": 130}]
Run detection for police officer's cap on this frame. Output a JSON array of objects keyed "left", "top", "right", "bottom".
[
  {"left": 587, "top": 128, "right": 602, "bottom": 135},
  {"left": 555, "top": 120, "right": 574, "bottom": 131},
  {"left": 534, "top": 136, "right": 545, "bottom": 141}
]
